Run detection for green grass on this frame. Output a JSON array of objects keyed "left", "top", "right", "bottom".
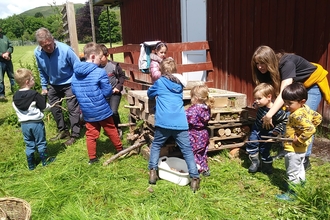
[
  {"left": 12, "top": 43, "right": 124, "bottom": 68},
  {"left": 1, "top": 45, "right": 330, "bottom": 219}
]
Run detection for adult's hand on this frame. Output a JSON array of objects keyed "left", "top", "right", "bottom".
[
  {"left": 41, "top": 89, "right": 48, "bottom": 95},
  {"left": 262, "top": 114, "right": 274, "bottom": 130},
  {"left": 2, "top": 52, "right": 10, "bottom": 60}
]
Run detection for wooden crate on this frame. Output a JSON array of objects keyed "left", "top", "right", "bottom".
[{"left": 209, "top": 108, "right": 249, "bottom": 124}]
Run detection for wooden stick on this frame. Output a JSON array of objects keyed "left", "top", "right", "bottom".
[
  {"left": 244, "top": 136, "right": 294, "bottom": 143},
  {"left": 260, "top": 136, "right": 293, "bottom": 142},
  {"left": 244, "top": 140, "right": 276, "bottom": 143},
  {"left": 103, "top": 140, "right": 147, "bottom": 166},
  {"left": 117, "top": 122, "right": 136, "bottom": 127},
  {"left": 50, "top": 95, "right": 76, "bottom": 108}
]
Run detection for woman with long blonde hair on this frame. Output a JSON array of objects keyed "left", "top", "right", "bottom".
[{"left": 251, "top": 45, "right": 330, "bottom": 170}]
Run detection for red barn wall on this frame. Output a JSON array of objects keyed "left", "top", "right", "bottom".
[
  {"left": 118, "top": 0, "right": 330, "bottom": 125},
  {"left": 120, "top": 0, "right": 181, "bottom": 44}
]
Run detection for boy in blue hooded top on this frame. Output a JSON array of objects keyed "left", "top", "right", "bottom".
[
  {"left": 71, "top": 42, "right": 123, "bottom": 164},
  {"left": 147, "top": 58, "right": 200, "bottom": 192}
]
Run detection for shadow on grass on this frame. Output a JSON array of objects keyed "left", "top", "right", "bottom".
[
  {"left": 0, "top": 118, "right": 5, "bottom": 127},
  {"left": 238, "top": 147, "right": 288, "bottom": 192}
]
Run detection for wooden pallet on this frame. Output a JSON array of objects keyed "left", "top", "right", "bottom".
[{"left": 126, "top": 88, "right": 252, "bottom": 157}]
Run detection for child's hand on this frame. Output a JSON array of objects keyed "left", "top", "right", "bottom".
[
  {"left": 292, "top": 134, "right": 299, "bottom": 144},
  {"left": 113, "top": 88, "right": 120, "bottom": 94},
  {"left": 252, "top": 102, "right": 258, "bottom": 109},
  {"left": 271, "top": 131, "right": 279, "bottom": 136}
]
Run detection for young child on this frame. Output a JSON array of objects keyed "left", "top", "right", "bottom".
[
  {"left": 12, "top": 68, "right": 54, "bottom": 170},
  {"left": 186, "top": 85, "right": 211, "bottom": 177},
  {"left": 149, "top": 42, "right": 168, "bottom": 83},
  {"left": 246, "top": 83, "right": 287, "bottom": 174},
  {"left": 276, "top": 82, "right": 322, "bottom": 201},
  {"left": 71, "top": 42, "right": 123, "bottom": 165},
  {"left": 147, "top": 57, "right": 200, "bottom": 192},
  {"left": 100, "top": 44, "right": 126, "bottom": 138}
]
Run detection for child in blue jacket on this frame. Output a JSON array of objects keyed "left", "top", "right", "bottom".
[
  {"left": 147, "top": 57, "right": 200, "bottom": 192},
  {"left": 71, "top": 42, "right": 123, "bottom": 164}
]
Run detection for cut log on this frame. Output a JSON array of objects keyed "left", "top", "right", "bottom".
[
  {"left": 218, "top": 128, "right": 225, "bottom": 136},
  {"left": 225, "top": 128, "right": 231, "bottom": 136}
]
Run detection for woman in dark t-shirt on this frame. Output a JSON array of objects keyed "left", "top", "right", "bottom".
[{"left": 251, "top": 45, "right": 330, "bottom": 170}]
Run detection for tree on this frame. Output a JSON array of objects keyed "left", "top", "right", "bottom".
[
  {"left": 34, "top": 12, "right": 44, "bottom": 18},
  {"left": 24, "top": 16, "right": 46, "bottom": 38},
  {"left": 48, "top": 4, "right": 65, "bottom": 41},
  {"left": 76, "top": 2, "right": 104, "bottom": 43},
  {"left": 3, "top": 15, "right": 25, "bottom": 41},
  {"left": 98, "top": 9, "right": 121, "bottom": 43}
]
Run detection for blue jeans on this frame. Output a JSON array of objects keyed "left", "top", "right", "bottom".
[
  {"left": 305, "top": 84, "right": 322, "bottom": 156},
  {"left": 148, "top": 127, "right": 200, "bottom": 178},
  {"left": 0, "top": 60, "right": 15, "bottom": 97},
  {"left": 21, "top": 121, "right": 47, "bottom": 157},
  {"left": 245, "top": 125, "right": 274, "bottom": 161}
]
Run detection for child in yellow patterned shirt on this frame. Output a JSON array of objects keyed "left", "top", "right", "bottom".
[{"left": 276, "top": 82, "right": 322, "bottom": 201}]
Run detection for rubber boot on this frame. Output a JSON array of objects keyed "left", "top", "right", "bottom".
[
  {"left": 26, "top": 154, "right": 36, "bottom": 170},
  {"left": 149, "top": 169, "right": 159, "bottom": 185},
  {"left": 261, "top": 160, "right": 273, "bottom": 174},
  {"left": 276, "top": 189, "right": 296, "bottom": 201},
  {"left": 248, "top": 153, "right": 260, "bottom": 173},
  {"left": 276, "top": 184, "right": 297, "bottom": 201},
  {"left": 303, "top": 156, "right": 311, "bottom": 171},
  {"left": 39, "top": 151, "right": 55, "bottom": 167},
  {"left": 190, "top": 178, "right": 200, "bottom": 193}
]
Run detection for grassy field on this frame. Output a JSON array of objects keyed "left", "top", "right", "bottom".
[{"left": 0, "top": 45, "right": 329, "bottom": 219}]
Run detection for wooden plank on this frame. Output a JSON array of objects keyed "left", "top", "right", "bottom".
[
  {"left": 124, "top": 81, "right": 150, "bottom": 90},
  {"left": 177, "top": 62, "right": 213, "bottom": 73}
]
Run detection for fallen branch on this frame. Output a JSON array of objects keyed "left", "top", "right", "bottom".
[
  {"left": 118, "top": 122, "right": 136, "bottom": 127},
  {"left": 261, "top": 135, "right": 293, "bottom": 142},
  {"left": 103, "top": 140, "right": 147, "bottom": 166},
  {"left": 244, "top": 140, "right": 275, "bottom": 143},
  {"left": 50, "top": 95, "right": 76, "bottom": 108},
  {"left": 244, "top": 136, "right": 293, "bottom": 143}
]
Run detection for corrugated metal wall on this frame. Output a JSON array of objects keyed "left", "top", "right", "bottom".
[{"left": 118, "top": 0, "right": 330, "bottom": 125}]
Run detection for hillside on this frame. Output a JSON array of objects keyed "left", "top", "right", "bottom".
[{"left": 20, "top": 4, "right": 85, "bottom": 17}]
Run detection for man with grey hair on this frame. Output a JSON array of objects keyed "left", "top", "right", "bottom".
[
  {"left": 0, "top": 27, "right": 15, "bottom": 101},
  {"left": 34, "top": 27, "right": 81, "bottom": 146}
]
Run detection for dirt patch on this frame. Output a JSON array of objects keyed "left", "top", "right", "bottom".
[{"left": 311, "top": 137, "right": 330, "bottom": 162}]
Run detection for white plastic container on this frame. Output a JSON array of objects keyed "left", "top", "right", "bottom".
[{"left": 158, "top": 156, "right": 191, "bottom": 186}]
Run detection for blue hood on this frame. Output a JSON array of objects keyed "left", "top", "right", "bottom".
[
  {"left": 71, "top": 61, "right": 113, "bottom": 122},
  {"left": 73, "top": 61, "right": 99, "bottom": 78},
  {"left": 159, "top": 76, "right": 183, "bottom": 94},
  {"left": 147, "top": 76, "right": 188, "bottom": 130}
]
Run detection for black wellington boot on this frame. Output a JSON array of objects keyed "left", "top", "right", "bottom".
[{"left": 261, "top": 160, "right": 273, "bottom": 174}]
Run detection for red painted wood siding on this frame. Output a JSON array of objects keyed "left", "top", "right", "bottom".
[{"left": 116, "top": 0, "right": 330, "bottom": 125}]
